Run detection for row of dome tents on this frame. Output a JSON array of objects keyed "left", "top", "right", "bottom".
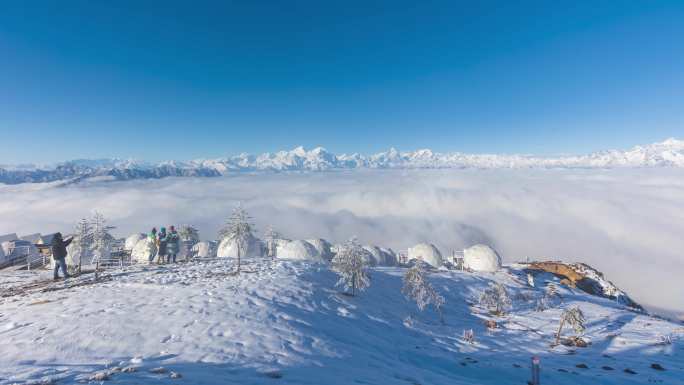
[
  {"left": 407, "top": 242, "right": 503, "bottom": 272},
  {"left": 124, "top": 232, "right": 401, "bottom": 266},
  {"left": 124, "top": 231, "right": 502, "bottom": 272},
  {"left": 214, "top": 236, "right": 401, "bottom": 265}
]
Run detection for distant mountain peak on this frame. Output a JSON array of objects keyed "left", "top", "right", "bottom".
[{"left": 1, "top": 138, "right": 682, "bottom": 185}]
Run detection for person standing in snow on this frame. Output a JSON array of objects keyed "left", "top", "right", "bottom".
[
  {"left": 147, "top": 227, "right": 158, "bottom": 264},
  {"left": 51, "top": 232, "right": 73, "bottom": 280},
  {"left": 166, "top": 225, "right": 180, "bottom": 263},
  {"left": 156, "top": 227, "right": 168, "bottom": 264}
]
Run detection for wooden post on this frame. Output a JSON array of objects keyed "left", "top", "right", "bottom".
[{"left": 531, "top": 356, "right": 540, "bottom": 385}]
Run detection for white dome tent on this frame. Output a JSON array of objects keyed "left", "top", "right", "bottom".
[
  {"left": 190, "top": 241, "right": 217, "bottom": 259},
  {"left": 217, "top": 234, "right": 264, "bottom": 259},
  {"left": 277, "top": 240, "right": 323, "bottom": 261},
  {"left": 131, "top": 236, "right": 157, "bottom": 264},
  {"left": 363, "top": 245, "right": 398, "bottom": 266},
  {"left": 125, "top": 233, "right": 145, "bottom": 251},
  {"left": 54, "top": 238, "right": 93, "bottom": 269},
  {"left": 463, "top": 244, "right": 502, "bottom": 272},
  {"left": 407, "top": 243, "right": 444, "bottom": 268},
  {"left": 306, "top": 238, "right": 334, "bottom": 261}
]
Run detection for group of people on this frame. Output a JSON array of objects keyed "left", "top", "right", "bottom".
[
  {"left": 147, "top": 226, "right": 181, "bottom": 264},
  {"left": 48, "top": 225, "right": 184, "bottom": 280}
]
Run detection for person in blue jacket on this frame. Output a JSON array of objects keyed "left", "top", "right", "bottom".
[{"left": 156, "top": 227, "right": 168, "bottom": 264}]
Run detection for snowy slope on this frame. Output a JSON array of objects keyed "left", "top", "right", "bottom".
[
  {"left": 0, "top": 260, "right": 682, "bottom": 385},
  {"left": 2, "top": 138, "right": 684, "bottom": 184}
]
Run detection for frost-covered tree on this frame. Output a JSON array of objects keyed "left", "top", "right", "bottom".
[
  {"left": 178, "top": 224, "right": 200, "bottom": 260},
  {"left": 264, "top": 225, "right": 280, "bottom": 259},
  {"left": 72, "top": 218, "right": 93, "bottom": 274},
  {"left": 90, "top": 212, "right": 115, "bottom": 265},
  {"left": 402, "top": 264, "right": 445, "bottom": 322},
  {"left": 331, "top": 238, "right": 370, "bottom": 296},
  {"left": 219, "top": 203, "right": 256, "bottom": 274},
  {"left": 555, "top": 306, "right": 586, "bottom": 345},
  {"left": 179, "top": 224, "right": 200, "bottom": 243},
  {"left": 536, "top": 283, "right": 563, "bottom": 312},
  {"left": 479, "top": 282, "right": 512, "bottom": 316}
]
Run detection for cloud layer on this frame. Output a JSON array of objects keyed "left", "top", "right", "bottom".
[{"left": 1, "top": 169, "right": 683, "bottom": 314}]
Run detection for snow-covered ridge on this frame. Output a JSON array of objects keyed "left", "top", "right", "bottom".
[
  {"left": 1, "top": 260, "right": 682, "bottom": 384},
  {"left": 1, "top": 138, "right": 683, "bottom": 184}
]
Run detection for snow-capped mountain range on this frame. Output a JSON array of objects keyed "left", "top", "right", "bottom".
[{"left": 1, "top": 138, "right": 683, "bottom": 184}]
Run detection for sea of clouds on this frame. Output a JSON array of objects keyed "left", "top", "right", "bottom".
[{"left": 1, "top": 169, "right": 683, "bottom": 316}]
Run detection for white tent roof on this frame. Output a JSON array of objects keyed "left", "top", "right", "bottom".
[
  {"left": 407, "top": 243, "right": 444, "bottom": 268},
  {"left": 125, "top": 233, "right": 146, "bottom": 251},
  {"left": 306, "top": 238, "right": 334, "bottom": 261},
  {"left": 277, "top": 240, "right": 323, "bottom": 261},
  {"left": 191, "top": 241, "right": 216, "bottom": 259},
  {"left": 190, "top": 241, "right": 216, "bottom": 258},
  {"left": 362, "top": 245, "right": 398, "bottom": 266},
  {"left": 131, "top": 237, "right": 157, "bottom": 264},
  {"left": 217, "top": 234, "right": 264, "bottom": 259},
  {"left": 463, "top": 244, "right": 502, "bottom": 272}
]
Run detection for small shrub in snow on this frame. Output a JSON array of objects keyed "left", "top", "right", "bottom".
[
  {"left": 546, "top": 282, "right": 559, "bottom": 296},
  {"left": 555, "top": 306, "right": 586, "bottom": 345},
  {"left": 219, "top": 203, "right": 257, "bottom": 274},
  {"left": 479, "top": 282, "right": 512, "bottom": 316},
  {"left": 331, "top": 238, "right": 370, "bottom": 296},
  {"left": 463, "top": 329, "right": 475, "bottom": 344},
  {"left": 536, "top": 285, "right": 562, "bottom": 312},
  {"left": 402, "top": 264, "right": 445, "bottom": 323},
  {"left": 264, "top": 225, "right": 281, "bottom": 258}
]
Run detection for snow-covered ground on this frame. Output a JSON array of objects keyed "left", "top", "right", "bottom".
[{"left": 1, "top": 260, "right": 682, "bottom": 385}]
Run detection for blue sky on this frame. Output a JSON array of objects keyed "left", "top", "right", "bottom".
[{"left": 1, "top": 1, "right": 683, "bottom": 163}]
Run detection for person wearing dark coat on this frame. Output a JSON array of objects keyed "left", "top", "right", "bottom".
[
  {"left": 51, "top": 232, "right": 73, "bottom": 280},
  {"left": 166, "top": 225, "right": 180, "bottom": 263}
]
